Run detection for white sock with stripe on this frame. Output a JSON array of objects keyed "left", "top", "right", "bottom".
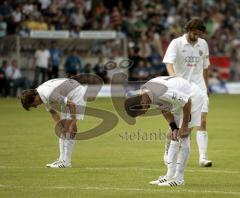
[
  {"left": 166, "top": 140, "right": 179, "bottom": 179},
  {"left": 196, "top": 130, "right": 208, "bottom": 160},
  {"left": 58, "top": 135, "right": 65, "bottom": 161},
  {"left": 64, "top": 133, "right": 76, "bottom": 165},
  {"left": 175, "top": 137, "right": 190, "bottom": 182}
]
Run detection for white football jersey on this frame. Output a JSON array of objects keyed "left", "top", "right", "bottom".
[
  {"left": 142, "top": 76, "right": 194, "bottom": 112},
  {"left": 36, "top": 78, "right": 81, "bottom": 111},
  {"left": 163, "top": 34, "right": 210, "bottom": 92}
]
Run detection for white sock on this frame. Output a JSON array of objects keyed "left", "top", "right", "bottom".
[
  {"left": 58, "top": 136, "right": 65, "bottom": 161},
  {"left": 64, "top": 133, "right": 76, "bottom": 164},
  {"left": 196, "top": 130, "right": 208, "bottom": 160},
  {"left": 166, "top": 140, "right": 179, "bottom": 179},
  {"left": 175, "top": 137, "right": 190, "bottom": 182},
  {"left": 164, "top": 137, "right": 171, "bottom": 155}
]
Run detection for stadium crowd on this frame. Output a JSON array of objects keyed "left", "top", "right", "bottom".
[{"left": 0, "top": 0, "right": 240, "bottom": 96}]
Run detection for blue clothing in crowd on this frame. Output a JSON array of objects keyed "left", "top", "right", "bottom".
[
  {"left": 50, "top": 48, "right": 62, "bottom": 67},
  {"left": 64, "top": 55, "right": 82, "bottom": 73}
]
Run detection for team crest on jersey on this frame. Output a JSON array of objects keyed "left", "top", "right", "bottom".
[{"left": 199, "top": 50, "right": 203, "bottom": 56}]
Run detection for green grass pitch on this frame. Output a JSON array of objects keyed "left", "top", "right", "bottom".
[{"left": 0, "top": 95, "right": 240, "bottom": 198}]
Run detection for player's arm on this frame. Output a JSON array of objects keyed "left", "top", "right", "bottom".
[
  {"left": 66, "top": 99, "right": 78, "bottom": 132},
  {"left": 203, "top": 68, "right": 209, "bottom": 95},
  {"left": 162, "top": 110, "right": 178, "bottom": 141},
  {"left": 162, "top": 110, "right": 174, "bottom": 123},
  {"left": 66, "top": 99, "right": 77, "bottom": 122},
  {"left": 166, "top": 63, "right": 176, "bottom": 76},
  {"left": 179, "top": 98, "right": 191, "bottom": 138},
  {"left": 49, "top": 109, "right": 61, "bottom": 123},
  {"left": 163, "top": 40, "right": 177, "bottom": 76},
  {"left": 203, "top": 41, "right": 210, "bottom": 95}
]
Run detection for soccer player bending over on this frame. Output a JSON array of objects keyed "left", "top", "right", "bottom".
[
  {"left": 125, "top": 76, "right": 203, "bottom": 186},
  {"left": 20, "top": 78, "right": 87, "bottom": 168}
]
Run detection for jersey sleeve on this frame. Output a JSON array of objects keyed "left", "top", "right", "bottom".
[
  {"left": 161, "top": 78, "right": 191, "bottom": 107},
  {"left": 203, "top": 40, "right": 210, "bottom": 69},
  {"left": 162, "top": 39, "right": 178, "bottom": 64}
]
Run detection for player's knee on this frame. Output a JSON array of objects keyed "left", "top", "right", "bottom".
[{"left": 201, "top": 116, "right": 207, "bottom": 129}]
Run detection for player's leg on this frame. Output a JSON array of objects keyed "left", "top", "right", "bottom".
[
  {"left": 50, "top": 119, "right": 75, "bottom": 168},
  {"left": 150, "top": 138, "right": 180, "bottom": 185},
  {"left": 163, "top": 128, "right": 171, "bottom": 165},
  {"left": 46, "top": 120, "right": 66, "bottom": 167},
  {"left": 158, "top": 129, "right": 191, "bottom": 187},
  {"left": 63, "top": 120, "right": 77, "bottom": 167},
  {"left": 174, "top": 135, "right": 190, "bottom": 182},
  {"left": 150, "top": 114, "right": 182, "bottom": 185},
  {"left": 196, "top": 95, "right": 212, "bottom": 167}
]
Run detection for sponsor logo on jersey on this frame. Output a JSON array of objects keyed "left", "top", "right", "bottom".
[
  {"left": 199, "top": 50, "right": 203, "bottom": 56},
  {"left": 184, "top": 56, "right": 200, "bottom": 63}
]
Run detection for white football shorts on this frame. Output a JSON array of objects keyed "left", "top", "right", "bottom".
[
  {"left": 61, "top": 85, "right": 87, "bottom": 120},
  {"left": 173, "top": 84, "right": 204, "bottom": 128}
]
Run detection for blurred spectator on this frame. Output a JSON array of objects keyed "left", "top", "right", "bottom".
[
  {"left": 35, "top": 15, "right": 48, "bottom": 30},
  {"left": 69, "top": 25, "right": 80, "bottom": 38},
  {"left": 93, "top": 55, "right": 108, "bottom": 83},
  {"left": 22, "top": 1, "right": 34, "bottom": 15},
  {"left": 0, "top": 15, "right": 7, "bottom": 37},
  {"left": 83, "top": 63, "right": 92, "bottom": 73},
  {"left": 139, "top": 28, "right": 164, "bottom": 61},
  {"left": 131, "top": 59, "right": 150, "bottom": 81},
  {"left": 151, "top": 61, "right": 168, "bottom": 78},
  {"left": 128, "top": 47, "right": 142, "bottom": 81},
  {"left": 52, "top": 10, "right": 67, "bottom": 30},
  {"left": 95, "top": 0, "right": 107, "bottom": 17},
  {"left": 32, "top": 43, "right": 51, "bottom": 87},
  {"left": 209, "top": 67, "right": 222, "bottom": 86},
  {"left": 64, "top": 49, "right": 82, "bottom": 77},
  {"left": 23, "top": 15, "right": 37, "bottom": 31},
  {"left": 12, "top": 5, "right": 22, "bottom": 24},
  {"left": 0, "top": 60, "right": 10, "bottom": 97},
  {"left": 5, "top": 59, "right": 30, "bottom": 97},
  {"left": 70, "top": 7, "right": 86, "bottom": 28},
  {"left": 110, "top": 6, "right": 122, "bottom": 30},
  {"left": 229, "top": 48, "right": 240, "bottom": 81},
  {"left": 0, "top": 1, "right": 12, "bottom": 19},
  {"left": 49, "top": 42, "right": 62, "bottom": 79},
  {"left": 38, "top": 0, "right": 51, "bottom": 11}
]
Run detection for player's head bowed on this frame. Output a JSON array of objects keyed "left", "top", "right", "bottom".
[
  {"left": 124, "top": 90, "right": 151, "bottom": 117},
  {"left": 20, "top": 89, "right": 42, "bottom": 110}
]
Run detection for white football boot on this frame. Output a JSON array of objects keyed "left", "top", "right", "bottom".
[
  {"left": 158, "top": 178, "right": 184, "bottom": 187},
  {"left": 199, "top": 159, "right": 212, "bottom": 167},
  {"left": 149, "top": 175, "right": 172, "bottom": 185},
  {"left": 46, "top": 159, "right": 61, "bottom": 167},
  {"left": 48, "top": 161, "right": 72, "bottom": 168}
]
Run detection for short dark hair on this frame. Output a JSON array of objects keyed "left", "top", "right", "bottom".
[
  {"left": 124, "top": 95, "right": 144, "bottom": 117},
  {"left": 20, "top": 89, "right": 38, "bottom": 110},
  {"left": 184, "top": 18, "right": 206, "bottom": 33}
]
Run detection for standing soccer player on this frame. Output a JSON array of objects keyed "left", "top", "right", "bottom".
[
  {"left": 20, "top": 78, "right": 87, "bottom": 168},
  {"left": 125, "top": 76, "right": 203, "bottom": 186},
  {"left": 162, "top": 18, "right": 212, "bottom": 167}
]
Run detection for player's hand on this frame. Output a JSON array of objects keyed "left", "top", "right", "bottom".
[
  {"left": 170, "top": 129, "right": 179, "bottom": 141},
  {"left": 178, "top": 127, "right": 189, "bottom": 138},
  {"left": 69, "top": 120, "right": 77, "bottom": 133}
]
